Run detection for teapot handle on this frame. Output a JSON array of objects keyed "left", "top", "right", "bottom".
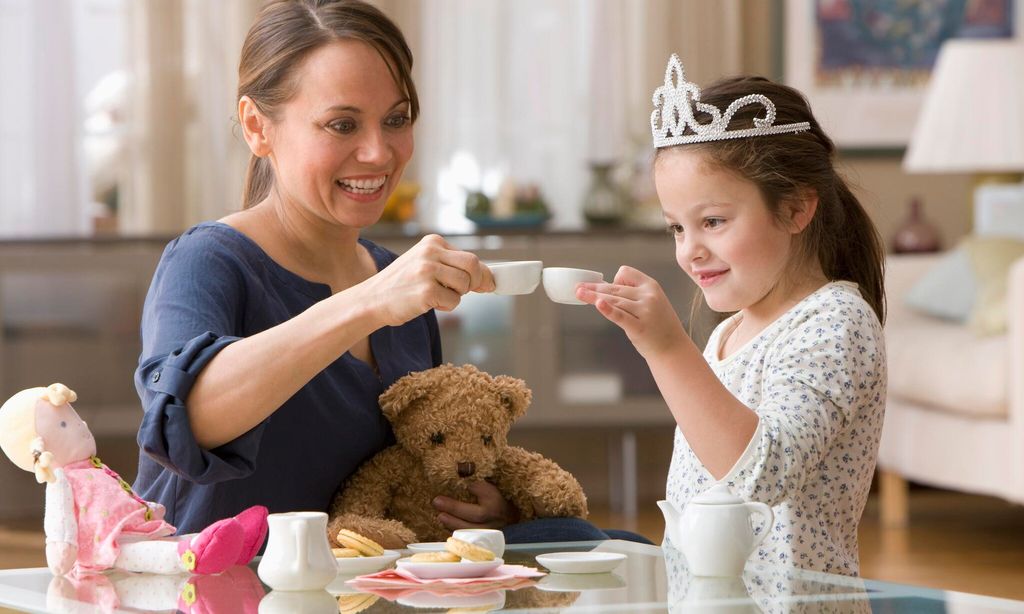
[{"left": 746, "top": 501, "right": 774, "bottom": 549}]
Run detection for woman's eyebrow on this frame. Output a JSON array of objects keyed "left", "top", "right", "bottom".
[{"left": 321, "top": 98, "right": 410, "bottom": 115}]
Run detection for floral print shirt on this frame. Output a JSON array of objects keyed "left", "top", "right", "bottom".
[{"left": 665, "top": 281, "right": 886, "bottom": 576}]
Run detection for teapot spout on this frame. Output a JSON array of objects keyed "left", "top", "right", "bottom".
[{"left": 656, "top": 499, "right": 683, "bottom": 549}]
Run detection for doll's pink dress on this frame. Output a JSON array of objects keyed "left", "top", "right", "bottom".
[{"left": 59, "top": 456, "right": 175, "bottom": 573}]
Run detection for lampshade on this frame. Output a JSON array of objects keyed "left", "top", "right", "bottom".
[{"left": 903, "top": 40, "right": 1024, "bottom": 174}]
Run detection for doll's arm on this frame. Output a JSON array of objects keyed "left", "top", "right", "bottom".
[
  {"left": 44, "top": 469, "right": 78, "bottom": 575},
  {"left": 494, "top": 447, "right": 589, "bottom": 521}
]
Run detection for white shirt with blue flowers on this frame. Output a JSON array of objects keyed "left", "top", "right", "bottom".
[{"left": 665, "top": 281, "right": 886, "bottom": 576}]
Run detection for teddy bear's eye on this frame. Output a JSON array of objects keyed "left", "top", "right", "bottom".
[
  {"left": 482, "top": 434, "right": 493, "bottom": 446},
  {"left": 430, "top": 432, "right": 445, "bottom": 445}
]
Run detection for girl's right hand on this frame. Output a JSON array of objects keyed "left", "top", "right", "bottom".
[
  {"left": 356, "top": 234, "right": 495, "bottom": 327},
  {"left": 576, "top": 265, "right": 688, "bottom": 359}
]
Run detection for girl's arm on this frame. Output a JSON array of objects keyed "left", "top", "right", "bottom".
[{"left": 577, "top": 266, "right": 757, "bottom": 478}]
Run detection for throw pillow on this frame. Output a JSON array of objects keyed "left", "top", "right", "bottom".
[
  {"left": 904, "top": 243, "right": 976, "bottom": 322},
  {"left": 964, "top": 235, "right": 1024, "bottom": 336}
]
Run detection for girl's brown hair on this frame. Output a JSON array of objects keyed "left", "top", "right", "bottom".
[
  {"left": 661, "top": 76, "right": 885, "bottom": 324},
  {"left": 237, "top": 0, "right": 419, "bottom": 209}
]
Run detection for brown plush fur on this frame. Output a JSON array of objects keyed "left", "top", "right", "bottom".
[{"left": 327, "top": 364, "right": 588, "bottom": 549}]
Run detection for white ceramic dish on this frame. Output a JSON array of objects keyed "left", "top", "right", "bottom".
[
  {"left": 542, "top": 267, "right": 603, "bottom": 304},
  {"left": 537, "top": 571, "right": 627, "bottom": 592},
  {"left": 334, "top": 549, "right": 400, "bottom": 575},
  {"left": 405, "top": 541, "right": 448, "bottom": 552},
  {"left": 487, "top": 260, "right": 543, "bottom": 295},
  {"left": 535, "top": 551, "right": 626, "bottom": 574},
  {"left": 395, "top": 557, "right": 504, "bottom": 579}
]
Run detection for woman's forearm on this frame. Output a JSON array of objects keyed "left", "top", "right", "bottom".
[
  {"left": 645, "top": 339, "right": 759, "bottom": 479},
  {"left": 185, "top": 288, "right": 383, "bottom": 449}
]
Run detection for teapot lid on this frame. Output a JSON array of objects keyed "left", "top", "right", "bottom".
[{"left": 692, "top": 483, "right": 744, "bottom": 505}]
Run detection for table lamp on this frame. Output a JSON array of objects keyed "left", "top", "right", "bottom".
[{"left": 903, "top": 39, "right": 1024, "bottom": 186}]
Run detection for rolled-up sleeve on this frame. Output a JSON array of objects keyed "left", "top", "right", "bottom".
[
  {"left": 722, "top": 309, "right": 885, "bottom": 507},
  {"left": 135, "top": 231, "right": 267, "bottom": 484}
]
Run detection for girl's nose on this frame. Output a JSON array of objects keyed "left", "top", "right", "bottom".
[{"left": 679, "top": 236, "right": 707, "bottom": 264}]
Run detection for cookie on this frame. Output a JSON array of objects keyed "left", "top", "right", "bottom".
[
  {"left": 409, "top": 551, "right": 461, "bottom": 563},
  {"left": 445, "top": 536, "right": 495, "bottom": 562},
  {"left": 332, "top": 547, "right": 361, "bottom": 558},
  {"left": 335, "top": 529, "right": 384, "bottom": 557},
  {"left": 336, "top": 593, "right": 379, "bottom": 614}
]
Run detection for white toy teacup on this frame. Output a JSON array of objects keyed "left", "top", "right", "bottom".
[
  {"left": 542, "top": 267, "right": 604, "bottom": 305},
  {"left": 452, "top": 528, "right": 505, "bottom": 558},
  {"left": 487, "top": 261, "right": 543, "bottom": 296}
]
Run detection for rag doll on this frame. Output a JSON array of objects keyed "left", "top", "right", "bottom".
[{"left": 0, "top": 383, "right": 268, "bottom": 577}]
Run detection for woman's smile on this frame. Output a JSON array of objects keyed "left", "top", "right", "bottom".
[{"left": 336, "top": 174, "right": 389, "bottom": 202}]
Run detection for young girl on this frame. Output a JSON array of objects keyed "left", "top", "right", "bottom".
[{"left": 577, "top": 55, "right": 886, "bottom": 576}]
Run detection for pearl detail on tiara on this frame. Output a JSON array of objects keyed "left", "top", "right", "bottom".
[{"left": 651, "top": 54, "right": 810, "bottom": 148}]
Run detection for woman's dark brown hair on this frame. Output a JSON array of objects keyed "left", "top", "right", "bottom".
[
  {"left": 660, "top": 76, "right": 885, "bottom": 324},
  {"left": 237, "top": 0, "right": 418, "bottom": 209}
]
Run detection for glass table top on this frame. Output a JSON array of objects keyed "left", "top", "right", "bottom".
[{"left": 1, "top": 539, "right": 1023, "bottom": 613}]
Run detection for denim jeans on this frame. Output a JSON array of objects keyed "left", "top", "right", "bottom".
[{"left": 502, "top": 517, "right": 653, "bottom": 545}]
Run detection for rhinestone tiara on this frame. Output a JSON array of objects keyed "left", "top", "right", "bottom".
[{"left": 651, "top": 54, "right": 810, "bottom": 148}]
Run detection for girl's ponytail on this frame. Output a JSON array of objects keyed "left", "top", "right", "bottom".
[{"left": 829, "top": 174, "right": 886, "bottom": 324}]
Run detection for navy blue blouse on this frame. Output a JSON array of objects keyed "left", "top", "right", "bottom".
[{"left": 132, "top": 222, "right": 441, "bottom": 535}]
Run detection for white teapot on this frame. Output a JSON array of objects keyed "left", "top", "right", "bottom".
[{"left": 657, "top": 484, "right": 773, "bottom": 577}]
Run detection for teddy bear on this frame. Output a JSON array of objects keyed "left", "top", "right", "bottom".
[
  {"left": 327, "top": 364, "right": 588, "bottom": 550},
  {"left": 0, "top": 383, "right": 268, "bottom": 577}
]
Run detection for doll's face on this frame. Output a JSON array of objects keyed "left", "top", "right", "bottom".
[{"left": 35, "top": 399, "right": 96, "bottom": 467}]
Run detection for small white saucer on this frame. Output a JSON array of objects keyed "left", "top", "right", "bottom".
[
  {"left": 406, "top": 541, "right": 448, "bottom": 552},
  {"left": 334, "top": 549, "right": 400, "bottom": 575},
  {"left": 538, "top": 571, "right": 627, "bottom": 592},
  {"left": 398, "top": 589, "right": 506, "bottom": 609},
  {"left": 535, "top": 551, "right": 626, "bottom": 574},
  {"left": 395, "top": 557, "right": 503, "bottom": 579}
]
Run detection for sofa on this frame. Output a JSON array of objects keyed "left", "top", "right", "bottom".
[{"left": 877, "top": 251, "right": 1024, "bottom": 526}]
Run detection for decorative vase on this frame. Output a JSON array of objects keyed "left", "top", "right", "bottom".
[
  {"left": 582, "top": 162, "right": 627, "bottom": 226},
  {"left": 892, "top": 198, "right": 941, "bottom": 253}
]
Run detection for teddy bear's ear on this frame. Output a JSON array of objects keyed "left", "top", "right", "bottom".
[
  {"left": 493, "top": 375, "right": 531, "bottom": 421},
  {"left": 378, "top": 369, "right": 436, "bottom": 423}
]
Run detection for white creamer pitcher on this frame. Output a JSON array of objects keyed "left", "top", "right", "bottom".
[
  {"left": 257, "top": 512, "right": 336, "bottom": 591},
  {"left": 658, "top": 484, "right": 773, "bottom": 577}
]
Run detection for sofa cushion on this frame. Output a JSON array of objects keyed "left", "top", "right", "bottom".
[{"left": 886, "top": 315, "right": 1007, "bottom": 418}]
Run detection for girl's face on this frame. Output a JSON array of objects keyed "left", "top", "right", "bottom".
[
  {"left": 655, "top": 149, "right": 797, "bottom": 316},
  {"left": 260, "top": 39, "right": 414, "bottom": 228},
  {"left": 35, "top": 399, "right": 96, "bottom": 467}
]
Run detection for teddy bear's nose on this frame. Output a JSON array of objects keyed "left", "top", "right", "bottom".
[{"left": 457, "top": 462, "right": 476, "bottom": 477}]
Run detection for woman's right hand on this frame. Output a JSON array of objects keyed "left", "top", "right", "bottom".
[{"left": 356, "top": 234, "right": 495, "bottom": 327}]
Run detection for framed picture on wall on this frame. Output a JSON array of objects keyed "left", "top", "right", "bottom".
[{"left": 784, "top": 0, "right": 1021, "bottom": 150}]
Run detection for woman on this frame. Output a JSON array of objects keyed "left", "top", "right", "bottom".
[{"left": 132, "top": 0, "right": 638, "bottom": 545}]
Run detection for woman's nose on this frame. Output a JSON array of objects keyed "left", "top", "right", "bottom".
[{"left": 355, "top": 127, "right": 391, "bottom": 166}]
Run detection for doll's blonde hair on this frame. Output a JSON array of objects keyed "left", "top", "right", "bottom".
[{"left": 0, "top": 384, "right": 77, "bottom": 483}]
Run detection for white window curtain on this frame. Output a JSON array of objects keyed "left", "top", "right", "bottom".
[
  {"left": 0, "top": 0, "right": 87, "bottom": 237},
  {"left": 408, "top": 0, "right": 744, "bottom": 233}
]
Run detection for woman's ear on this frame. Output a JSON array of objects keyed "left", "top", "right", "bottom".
[
  {"left": 787, "top": 188, "right": 819, "bottom": 234},
  {"left": 238, "top": 96, "right": 272, "bottom": 157}
]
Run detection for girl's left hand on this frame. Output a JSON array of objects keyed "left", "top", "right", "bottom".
[
  {"left": 576, "top": 265, "right": 688, "bottom": 359},
  {"left": 433, "top": 481, "right": 520, "bottom": 530}
]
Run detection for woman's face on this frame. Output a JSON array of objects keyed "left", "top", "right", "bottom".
[{"left": 262, "top": 39, "right": 414, "bottom": 228}]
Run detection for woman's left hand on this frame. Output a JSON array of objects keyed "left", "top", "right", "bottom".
[
  {"left": 433, "top": 481, "right": 520, "bottom": 530},
  {"left": 576, "top": 265, "right": 688, "bottom": 359}
]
